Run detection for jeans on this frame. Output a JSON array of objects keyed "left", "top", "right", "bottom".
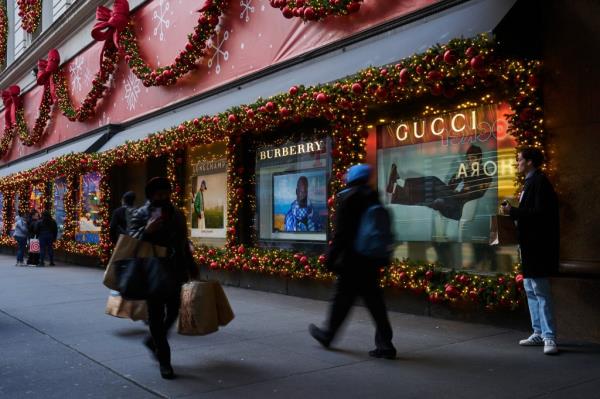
[
  {"left": 523, "top": 278, "right": 557, "bottom": 339},
  {"left": 15, "top": 236, "right": 27, "bottom": 262},
  {"left": 39, "top": 234, "right": 55, "bottom": 264}
]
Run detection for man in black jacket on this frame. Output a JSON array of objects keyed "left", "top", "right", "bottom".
[
  {"left": 309, "top": 164, "right": 396, "bottom": 359},
  {"left": 129, "top": 177, "right": 197, "bottom": 379},
  {"left": 109, "top": 191, "right": 136, "bottom": 244},
  {"left": 502, "top": 147, "right": 559, "bottom": 355}
]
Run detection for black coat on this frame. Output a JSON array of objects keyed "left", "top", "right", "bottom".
[
  {"left": 509, "top": 170, "right": 559, "bottom": 278},
  {"left": 35, "top": 218, "right": 58, "bottom": 240},
  {"left": 109, "top": 206, "right": 130, "bottom": 244},
  {"left": 326, "top": 184, "right": 380, "bottom": 272},
  {"left": 129, "top": 202, "right": 197, "bottom": 285}
]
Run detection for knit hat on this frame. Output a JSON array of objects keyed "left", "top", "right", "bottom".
[{"left": 346, "top": 164, "right": 372, "bottom": 185}]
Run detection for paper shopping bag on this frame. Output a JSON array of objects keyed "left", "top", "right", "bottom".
[
  {"left": 177, "top": 280, "right": 234, "bottom": 335},
  {"left": 29, "top": 238, "right": 40, "bottom": 254},
  {"left": 105, "top": 292, "right": 148, "bottom": 321},
  {"left": 103, "top": 234, "right": 167, "bottom": 290},
  {"left": 489, "top": 215, "right": 518, "bottom": 246}
]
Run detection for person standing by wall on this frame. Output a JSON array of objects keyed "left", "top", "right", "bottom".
[
  {"left": 502, "top": 147, "right": 560, "bottom": 355},
  {"left": 129, "top": 177, "right": 198, "bottom": 379},
  {"left": 36, "top": 211, "right": 58, "bottom": 266},
  {"left": 309, "top": 164, "right": 396, "bottom": 359},
  {"left": 13, "top": 211, "right": 29, "bottom": 266}
]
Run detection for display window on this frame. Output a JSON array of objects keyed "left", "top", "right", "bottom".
[
  {"left": 256, "top": 136, "right": 331, "bottom": 242},
  {"left": 375, "top": 102, "right": 519, "bottom": 272},
  {"left": 76, "top": 172, "right": 102, "bottom": 244},
  {"left": 30, "top": 185, "right": 44, "bottom": 213},
  {"left": 53, "top": 177, "right": 67, "bottom": 239},
  {"left": 185, "top": 142, "right": 228, "bottom": 245}
]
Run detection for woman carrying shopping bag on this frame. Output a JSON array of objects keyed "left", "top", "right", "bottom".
[{"left": 128, "top": 177, "right": 198, "bottom": 380}]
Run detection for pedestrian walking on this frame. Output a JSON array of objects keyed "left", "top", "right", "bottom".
[
  {"left": 36, "top": 211, "right": 58, "bottom": 266},
  {"left": 110, "top": 191, "right": 136, "bottom": 244},
  {"left": 26, "top": 210, "right": 41, "bottom": 266},
  {"left": 501, "top": 147, "right": 560, "bottom": 355},
  {"left": 13, "top": 211, "right": 29, "bottom": 266},
  {"left": 309, "top": 164, "right": 397, "bottom": 359},
  {"left": 129, "top": 177, "right": 198, "bottom": 379}
]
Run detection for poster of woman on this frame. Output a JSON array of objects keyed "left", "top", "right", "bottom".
[{"left": 190, "top": 159, "right": 227, "bottom": 238}]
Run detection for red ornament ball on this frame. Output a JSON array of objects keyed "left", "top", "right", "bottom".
[
  {"left": 316, "top": 93, "right": 328, "bottom": 103},
  {"left": 351, "top": 82, "right": 363, "bottom": 94},
  {"left": 289, "top": 85, "right": 298, "bottom": 95}
]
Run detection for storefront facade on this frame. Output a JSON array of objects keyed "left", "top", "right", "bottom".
[{"left": 0, "top": 0, "right": 598, "bottom": 341}]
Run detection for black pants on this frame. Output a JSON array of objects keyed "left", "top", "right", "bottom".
[
  {"left": 326, "top": 267, "right": 394, "bottom": 350},
  {"left": 146, "top": 287, "right": 181, "bottom": 366}
]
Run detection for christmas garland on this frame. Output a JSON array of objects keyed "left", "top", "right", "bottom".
[
  {"left": 0, "top": 36, "right": 543, "bottom": 308},
  {"left": 13, "top": 85, "right": 53, "bottom": 146},
  {"left": 120, "top": 0, "right": 227, "bottom": 86},
  {"left": 0, "top": 4, "right": 7, "bottom": 70},
  {"left": 54, "top": 44, "right": 121, "bottom": 122},
  {"left": 270, "top": 0, "right": 364, "bottom": 21},
  {"left": 17, "top": 0, "right": 42, "bottom": 34}
]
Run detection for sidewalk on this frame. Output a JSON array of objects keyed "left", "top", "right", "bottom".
[{"left": 0, "top": 255, "right": 598, "bottom": 399}]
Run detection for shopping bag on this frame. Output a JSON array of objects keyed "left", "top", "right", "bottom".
[
  {"left": 29, "top": 238, "right": 40, "bottom": 254},
  {"left": 177, "top": 280, "right": 235, "bottom": 336},
  {"left": 103, "top": 234, "right": 167, "bottom": 290},
  {"left": 116, "top": 256, "right": 177, "bottom": 300},
  {"left": 105, "top": 291, "right": 148, "bottom": 321},
  {"left": 489, "top": 215, "right": 518, "bottom": 246}
]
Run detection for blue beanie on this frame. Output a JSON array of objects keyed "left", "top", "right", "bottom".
[{"left": 346, "top": 164, "right": 372, "bottom": 185}]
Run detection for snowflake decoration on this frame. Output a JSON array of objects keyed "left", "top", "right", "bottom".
[
  {"left": 208, "top": 29, "right": 229, "bottom": 75},
  {"left": 240, "top": 0, "right": 255, "bottom": 22},
  {"left": 98, "top": 112, "right": 110, "bottom": 128},
  {"left": 124, "top": 71, "right": 141, "bottom": 111},
  {"left": 153, "top": 0, "right": 171, "bottom": 41},
  {"left": 69, "top": 57, "right": 85, "bottom": 93}
]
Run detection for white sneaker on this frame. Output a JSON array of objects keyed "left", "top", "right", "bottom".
[
  {"left": 519, "top": 333, "right": 544, "bottom": 346},
  {"left": 544, "top": 338, "right": 558, "bottom": 355}
]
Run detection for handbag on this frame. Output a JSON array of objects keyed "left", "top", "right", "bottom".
[
  {"left": 105, "top": 291, "right": 148, "bottom": 321},
  {"left": 29, "top": 238, "right": 40, "bottom": 254},
  {"left": 116, "top": 244, "right": 177, "bottom": 300},
  {"left": 177, "top": 280, "right": 234, "bottom": 336},
  {"left": 489, "top": 215, "right": 518, "bottom": 246}
]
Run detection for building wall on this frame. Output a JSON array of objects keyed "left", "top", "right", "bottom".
[{"left": 543, "top": 0, "right": 600, "bottom": 342}]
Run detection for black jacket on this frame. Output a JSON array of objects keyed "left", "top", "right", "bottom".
[
  {"left": 510, "top": 170, "right": 559, "bottom": 278},
  {"left": 326, "top": 184, "right": 380, "bottom": 272},
  {"left": 109, "top": 206, "right": 131, "bottom": 244},
  {"left": 35, "top": 218, "right": 58, "bottom": 240},
  {"left": 129, "top": 202, "right": 197, "bottom": 284}
]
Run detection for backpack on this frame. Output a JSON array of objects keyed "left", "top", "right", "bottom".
[{"left": 354, "top": 202, "right": 395, "bottom": 262}]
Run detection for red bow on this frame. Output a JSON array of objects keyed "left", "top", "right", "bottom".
[
  {"left": 2, "top": 86, "right": 22, "bottom": 128},
  {"left": 91, "top": 0, "right": 129, "bottom": 53},
  {"left": 37, "top": 49, "right": 61, "bottom": 102},
  {"left": 198, "top": 0, "right": 214, "bottom": 12}
]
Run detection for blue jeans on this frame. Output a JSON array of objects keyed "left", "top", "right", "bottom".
[
  {"left": 15, "top": 236, "right": 27, "bottom": 262},
  {"left": 39, "top": 234, "right": 55, "bottom": 264},
  {"left": 523, "top": 278, "right": 557, "bottom": 339}
]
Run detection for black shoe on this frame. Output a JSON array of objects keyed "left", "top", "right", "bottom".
[
  {"left": 159, "top": 364, "right": 175, "bottom": 379},
  {"left": 368, "top": 348, "right": 397, "bottom": 360},
  {"left": 143, "top": 337, "right": 158, "bottom": 362},
  {"left": 49, "top": 262, "right": 55, "bottom": 266},
  {"left": 309, "top": 324, "right": 331, "bottom": 348},
  {"left": 386, "top": 163, "right": 399, "bottom": 193}
]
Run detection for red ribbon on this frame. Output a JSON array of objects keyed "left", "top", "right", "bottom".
[
  {"left": 37, "top": 49, "right": 61, "bottom": 103},
  {"left": 2, "top": 86, "right": 22, "bottom": 128},
  {"left": 91, "top": 0, "right": 129, "bottom": 69}
]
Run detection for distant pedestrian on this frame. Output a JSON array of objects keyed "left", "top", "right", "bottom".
[
  {"left": 502, "top": 147, "right": 560, "bottom": 355},
  {"left": 309, "top": 164, "right": 397, "bottom": 359},
  {"left": 26, "top": 210, "right": 41, "bottom": 266},
  {"left": 13, "top": 211, "right": 29, "bottom": 266},
  {"left": 109, "top": 191, "right": 136, "bottom": 244},
  {"left": 36, "top": 211, "right": 58, "bottom": 266},
  {"left": 129, "top": 177, "right": 198, "bottom": 379}
]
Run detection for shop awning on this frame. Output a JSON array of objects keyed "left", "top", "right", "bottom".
[
  {"left": 96, "top": 0, "right": 519, "bottom": 153},
  {"left": 0, "top": 130, "right": 108, "bottom": 178}
]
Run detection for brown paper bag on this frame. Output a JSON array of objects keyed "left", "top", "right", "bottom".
[
  {"left": 489, "top": 215, "right": 518, "bottom": 246},
  {"left": 105, "top": 293, "right": 148, "bottom": 321},
  {"left": 103, "top": 234, "right": 167, "bottom": 290},
  {"left": 177, "top": 280, "right": 234, "bottom": 335}
]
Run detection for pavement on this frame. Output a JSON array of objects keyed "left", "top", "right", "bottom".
[{"left": 0, "top": 254, "right": 599, "bottom": 399}]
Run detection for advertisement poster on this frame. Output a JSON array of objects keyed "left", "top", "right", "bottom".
[
  {"left": 272, "top": 169, "right": 327, "bottom": 233},
  {"left": 30, "top": 186, "right": 44, "bottom": 213},
  {"left": 53, "top": 178, "right": 67, "bottom": 239},
  {"left": 186, "top": 142, "right": 228, "bottom": 239},
  {"left": 378, "top": 103, "right": 516, "bottom": 243},
  {"left": 76, "top": 172, "right": 102, "bottom": 244}
]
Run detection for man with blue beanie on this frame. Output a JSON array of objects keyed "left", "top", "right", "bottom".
[{"left": 309, "top": 164, "right": 396, "bottom": 359}]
